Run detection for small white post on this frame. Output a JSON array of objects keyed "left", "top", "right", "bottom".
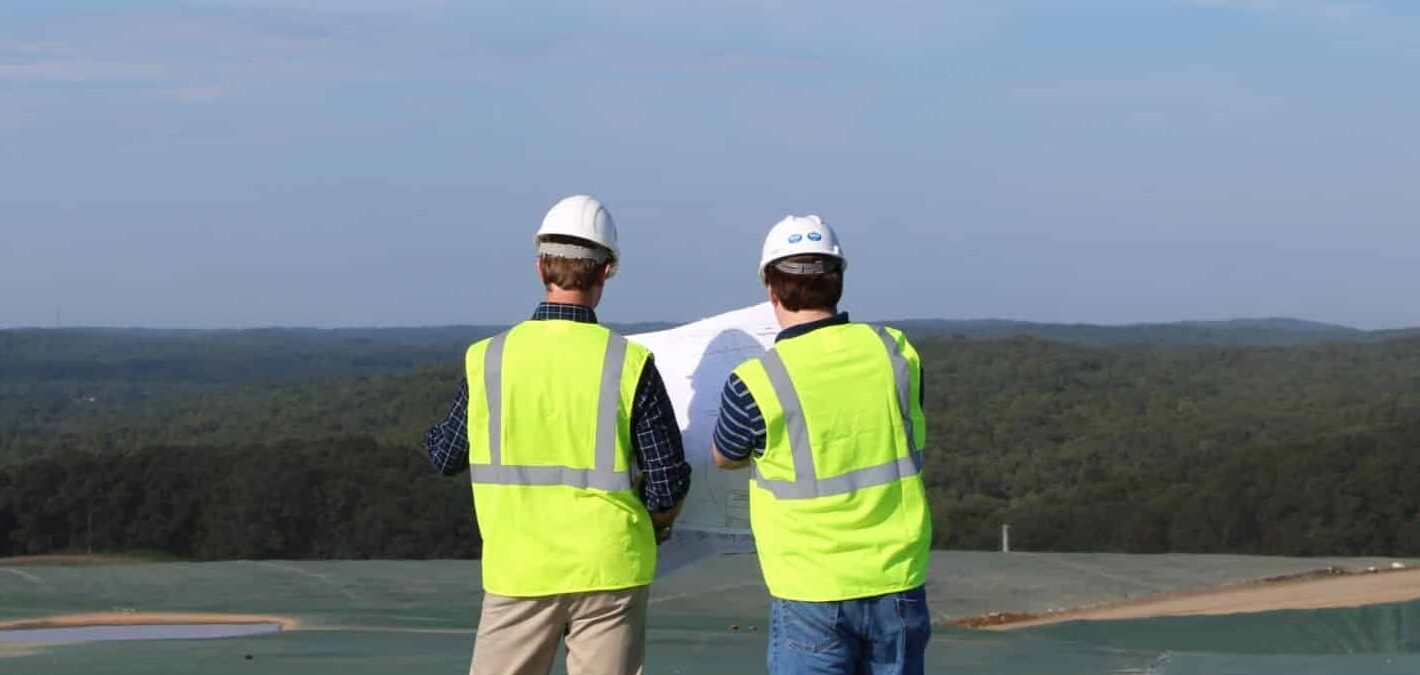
[{"left": 1001, "top": 524, "right": 1010, "bottom": 553}]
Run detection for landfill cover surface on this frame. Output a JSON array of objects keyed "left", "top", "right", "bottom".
[{"left": 5, "top": 555, "right": 1420, "bottom": 674}]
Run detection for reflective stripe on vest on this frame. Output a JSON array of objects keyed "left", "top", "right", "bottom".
[
  {"left": 750, "top": 325, "right": 922, "bottom": 500},
  {"left": 471, "top": 330, "right": 633, "bottom": 492}
]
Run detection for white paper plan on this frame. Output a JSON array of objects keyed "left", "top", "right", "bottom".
[{"left": 628, "top": 303, "right": 781, "bottom": 574}]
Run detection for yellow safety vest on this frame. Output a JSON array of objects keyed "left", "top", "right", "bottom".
[
  {"left": 734, "top": 323, "right": 931, "bottom": 602},
  {"left": 465, "top": 320, "right": 655, "bottom": 597}
]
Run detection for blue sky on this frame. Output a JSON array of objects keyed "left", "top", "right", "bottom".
[{"left": 3, "top": 0, "right": 1418, "bottom": 328}]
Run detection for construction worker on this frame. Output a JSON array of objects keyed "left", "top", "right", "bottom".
[
  {"left": 712, "top": 215, "right": 932, "bottom": 675},
  {"left": 423, "top": 195, "right": 691, "bottom": 675}
]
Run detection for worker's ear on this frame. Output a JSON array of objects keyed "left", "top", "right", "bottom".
[
  {"left": 767, "top": 285, "right": 781, "bottom": 309},
  {"left": 535, "top": 257, "right": 549, "bottom": 287},
  {"left": 597, "top": 263, "right": 613, "bottom": 286}
]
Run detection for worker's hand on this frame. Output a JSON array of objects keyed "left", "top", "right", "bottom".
[
  {"left": 711, "top": 440, "right": 751, "bottom": 470},
  {"left": 651, "top": 500, "right": 682, "bottom": 545}
]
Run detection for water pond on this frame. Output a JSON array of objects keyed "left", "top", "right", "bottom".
[{"left": 0, "top": 623, "right": 283, "bottom": 642}]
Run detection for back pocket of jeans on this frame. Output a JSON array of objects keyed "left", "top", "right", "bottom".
[{"left": 780, "top": 601, "right": 841, "bottom": 653}]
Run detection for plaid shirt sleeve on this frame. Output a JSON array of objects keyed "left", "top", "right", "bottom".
[
  {"left": 631, "top": 356, "right": 692, "bottom": 513},
  {"left": 424, "top": 379, "right": 470, "bottom": 476}
]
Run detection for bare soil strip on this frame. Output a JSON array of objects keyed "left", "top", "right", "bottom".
[
  {"left": 962, "top": 567, "right": 1420, "bottom": 630},
  {"left": 0, "top": 643, "right": 42, "bottom": 658},
  {"left": 0, "top": 612, "right": 301, "bottom": 632}
]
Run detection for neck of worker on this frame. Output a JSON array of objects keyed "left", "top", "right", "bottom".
[
  {"left": 772, "top": 303, "right": 837, "bottom": 331},
  {"left": 544, "top": 285, "right": 603, "bottom": 310}
]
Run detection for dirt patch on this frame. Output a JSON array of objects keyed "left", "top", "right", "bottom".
[
  {"left": 0, "top": 642, "right": 43, "bottom": 658},
  {"left": 960, "top": 566, "right": 1420, "bottom": 630},
  {"left": 0, "top": 612, "right": 301, "bottom": 632}
]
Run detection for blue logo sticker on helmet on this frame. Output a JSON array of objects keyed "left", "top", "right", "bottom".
[
  {"left": 788, "top": 234, "right": 803, "bottom": 243},
  {"left": 807, "top": 232, "right": 823, "bottom": 242}
]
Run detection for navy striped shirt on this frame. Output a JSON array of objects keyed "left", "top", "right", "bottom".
[
  {"left": 423, "top": 303, "right": 691, "bottom": 513},
  {"left": 713, "top": 313, "right": 925, "bottom": 461}
]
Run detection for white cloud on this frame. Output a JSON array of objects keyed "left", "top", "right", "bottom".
[
  {"left": 0, "top": 61, "right": 158, "bottom": 82},
  {"left": 172, "top": 85, "right": 229, "bottom": 104},
  {"left": 1177, "top": 0, "right": 1379, "bottom": 21},
  {"left": 1014, "top": 71, "right": 1278, "bottom": 107},
  {"left": 0, "top": 1, "right": 1008, "bottom": 93}
]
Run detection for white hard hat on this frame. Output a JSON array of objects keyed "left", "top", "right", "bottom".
[
  {"left": 535, "top": 195, "right": 620, "bottom": 277},
  {"left": 758, "top": 215, "right": 847, "bottom": 281}
]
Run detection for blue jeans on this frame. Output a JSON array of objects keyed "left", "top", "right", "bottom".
[{"left": 768, "top": 586, "right": 932, "bottom": 675}]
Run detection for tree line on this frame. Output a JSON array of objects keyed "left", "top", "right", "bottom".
[
  {"left": 0, "top": 438, "right": 477, "bottom": 559},
  {"left": 3, "top": 333, "right": 1419, "bottom": 559}
]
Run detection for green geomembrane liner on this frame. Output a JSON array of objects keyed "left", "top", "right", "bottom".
[
  {"left": 3, "top": 553, "right": 1419, "bottom": 674},
  {"left": 1029, "top": 599, "right": 1420, "bottom": 655}
]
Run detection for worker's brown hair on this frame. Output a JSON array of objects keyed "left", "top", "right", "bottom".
[
  {"left": 538, "top": 235, "right": 611, "bottom": 291},
  {"left": 764, "top": 255, "right": 844, "bottom": 312}
]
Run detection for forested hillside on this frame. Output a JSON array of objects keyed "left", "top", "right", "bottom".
[
  {"left": 921, "top": 336, "right": 1420, "bottom": 555},
  {"left": 4, "top": 318, "right": 1408, "bottom": 459},
  {"left": 893, "top": 317, "right": 1374, "bottom": 345},
  {"left": 2, "top": 325, "right": 1419, "bottom": 560}
]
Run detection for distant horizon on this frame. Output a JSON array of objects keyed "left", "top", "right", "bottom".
[{"left": 6, "top": 311, "right": 1417, "bottom": 333}]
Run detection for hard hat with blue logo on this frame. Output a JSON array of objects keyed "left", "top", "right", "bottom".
[
  {"left": 535, "top": 195, "right": 620, "bottom": 278},
  {"left": 758, "top": 215, "right": 847, "bottom": 282}
]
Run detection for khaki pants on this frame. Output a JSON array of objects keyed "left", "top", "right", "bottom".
[{"left": 469, "top": 586, "right": 649, "bottom": 675}]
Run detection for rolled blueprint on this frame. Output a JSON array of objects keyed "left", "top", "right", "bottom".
[{"left": 630, "top": 303, "right": 780, "bottom": 576}]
